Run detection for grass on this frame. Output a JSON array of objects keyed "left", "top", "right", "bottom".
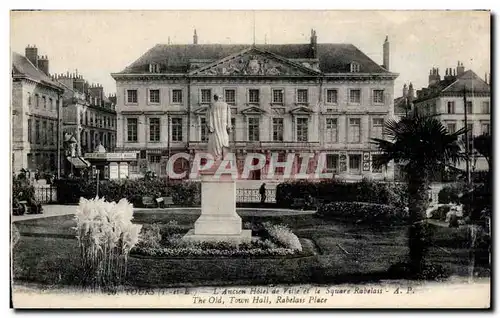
[{"left": 12, "top": 209, "right": 489, "bottom": 288}]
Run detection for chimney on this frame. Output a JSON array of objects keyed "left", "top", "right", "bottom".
[
  {"left": 428, "top": 67, "right": 441, "bottom": 86},
  {"left": 25, "top": 45, "right": 38, "bottom": 67},
  {"left": 310, "top": 29, "right": 317, "bottom": 58},
  {"left": 193, "top": 29, "right": 198, "bottom": 45},
  {"left": 89, "top": 84, "right": 104, "bottom": 105},
  {"left": 444, "top": 67, "right": 455, "bottom": 81},
  {"left": 383, "top": 36, "right": 390, "bottom": 71},
  {"left": 402, "top": 84, "right": 408, "bottom": 97},
  {"left": 408, "top": 82, "right": 414, "bottom": 99},
  {"left": 38, "top": 55, "right": 49, "bottom": 75},
  {"left": 457, "top": 61, "right": 465, "bottom": 76}
]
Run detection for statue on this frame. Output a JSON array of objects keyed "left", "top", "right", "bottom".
[{"left": 207, "top": 94, "right": 231, "bottom": 161}]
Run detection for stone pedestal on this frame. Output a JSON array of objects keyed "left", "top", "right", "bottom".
[{"left": 183, "top": 172, "right": 251, "bottom": 244}]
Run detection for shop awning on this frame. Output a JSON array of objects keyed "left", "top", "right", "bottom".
[{"left": 67, "top": 156, "right": 91, "bottom": 169}]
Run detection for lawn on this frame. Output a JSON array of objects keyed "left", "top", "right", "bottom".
[{"left": 12, "top": 209, "right": 488, "bottom": 288}]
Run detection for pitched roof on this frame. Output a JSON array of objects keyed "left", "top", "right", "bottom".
[
  {"left": 414, "top": 70, "right": 490, "bottom": 103},
  {"left": 394, "top": 96, "right": 410, "bottom": 115},
  {"left": 116, "top": 43, "right": 390, "bottom": 75},
  {"left": 11, "top": 52, "right": 64, "bottom": 90}
]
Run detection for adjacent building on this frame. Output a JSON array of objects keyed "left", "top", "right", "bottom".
[
  {"left": 11, "top": 46, "right": 65, "bottom": 175},
  {"left": 413, "top": 62, "right": 491, "bottom": 172},
  {"left": 111, "top": 30, "right": 399, "bottom": 181},
  {"left": 393, "top": 82, "right": 415, "bottom": 121}
]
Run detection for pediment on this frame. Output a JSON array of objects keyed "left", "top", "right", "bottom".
[
  {"left": 241, "top": 106, "right": 266, "bottom": 115},
  {"left": 290, "top": 106, "right": 314, "bottom": 115},
  {"left": 190, "top": 47, "right": 321, "bottom": 77}
]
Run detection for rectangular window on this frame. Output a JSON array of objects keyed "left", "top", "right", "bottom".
[
  {"left": 224, "top": 89, "right": 236, "bottom": 104},
  {"left": 373, "top": 90, "right": 385, "bottom": 104},
  {"left": 447, "top": 101, "right": 455, "bottom": 114},
  {"left": 297, "top": 89, "right": 308, "bottom": 104},
  {"left": 43, "top": 96, "right": 47, "bottom": 109},
  {"left": 28, "top": 93, "right": 32, "bottom": 106},
  {"left": 349, "top": 89, "right": 361, "bottom": 104},
  {"left": 349, "top": 154, "right": 361, "bottom": 174},
  {"left": 28, "top": 119, "right": 32, "bottom": 143},
  {"left": 200, "top": 117, "right": 208, "bottom": 142},
  {"left": 127, "top": 118, "right": 138, "bottom": 142},
  {"left": 325, "top": 118, "right": 338, "bottom": 143},
  {"left": 466, "top": 101, "right": 473, "bottom": 114},
  {"left": 148, "top": 155, "right": 161, "bottom": 163},
  {"left": 42, "top": 121, "right": 47, "bottom": 145},
  {"left": 127, "top": 90, "right": 138, "bottom": 104},
  {"left": 49, "top": 122, "right": 54, "bottom": 145},
  {"left": 35, "top": 120, "right": 40, "bottom": 144},
  {"left": 272, "top": 118, "right": 284, "bottom": 142},
  {"left": 35, "top": 94, "right": 39, "bottom": 108},
  {"left": 172, "top": 89, "right": 183, "bottom": 104},
  {"left": 326, "top": 154, "right": 339, "bottom": 173},
  {"left": 248, "top": 89, "right": 260, "bottom": 104},
  {"left": 49, "top": 98, "right": 53, "bottom": 111},
  {"left": 272, "top": 89, "right": 284, "bottom": 104},
  {"left": 349, "top": 118, "right": 361, "bottom": 143},
  {"left": 171, "top": 118, "right": 183, "bottom": 142},
  {"left": 149, "top": 89, "right": 160, "bottom": 104},
  {"left": 326, "top": 89, "right": 338, "bottom": 104},
  {"left": 372, "top": 118, "right": 384, "bottom": 139},
  {"left": 447, "top": 123, "right": 456, "bottom": 134},
  {"left": 248, "top": 117, "right": 260, "bottom": 142},
  {"left": 371, "top": 154, "right": 383, "bottom": 173},
  {"left": 201, "top": 89, "right": 211, "bottom": 104},
  {"left": 296, "top": 118, "right": 309, "bottom": 142},
  {"left": 481, "top": 123, "right": 491, "bottom": 135},
  {"left": 482, "top": 101, "right": 490, "bottom": 114},
  {"left": 149, "top": 118, "right": 160, "bottom": 142}
]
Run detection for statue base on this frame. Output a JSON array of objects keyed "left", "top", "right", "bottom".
[{"left": 183, "top": 171, "right": 251, "bottom": 244}]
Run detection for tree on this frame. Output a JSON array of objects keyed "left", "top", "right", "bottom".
[
  {"left": 473, "top": 133, "right": 491, "bottom": 172},
  {"left": 371, "top": 111, "right": 465, "bottom": 275}
]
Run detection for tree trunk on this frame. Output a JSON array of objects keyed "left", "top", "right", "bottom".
[{"left": 406, "top": 169, "right": 430, "bottom": 275}]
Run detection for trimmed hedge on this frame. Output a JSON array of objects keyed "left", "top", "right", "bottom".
[
  {"left": 276, "top": 179, "right": 407, "bottom": 208},
  {"left": 54, "top": 178, "right": 200, "bottom": 207},
  {"left": 316, "top": 201, "right": 408, "bottom": 223}
]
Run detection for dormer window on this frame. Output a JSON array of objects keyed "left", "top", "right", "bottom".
[
  {"left": 350, "top": 62, "right": 361, "bottom": 73},
  {"left": 149, "top": 63, "right": 161, "bottom": 73}
]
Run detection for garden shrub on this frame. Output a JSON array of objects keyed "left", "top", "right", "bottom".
[
  {"left": 54, "top": 178, "right": 199, "bottom": 206},
  {"left": 429, "top": 205, "right": 451, "bottom": 220},
  {"left": 438, "top": 184, "right": 463, "bottom": 204},
  {"left": 316, "top": 201, "right": 407, "bottom": 224},
  {"left": 74, "top": 197, "right": 142, "bottom": 291},
  {"left": 170, "top": 182, "right": 201, "bottom": 206},
  {"left": 263, "top": 222, "right": 302, "bottom": 251},
  {"left": 276, "top": 179, "right": 407, "bottom": 208},
  {"left": 138, "top": 224, "right": 162, "bottom": 249}
]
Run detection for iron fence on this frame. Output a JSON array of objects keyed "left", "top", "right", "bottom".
[
  {"left": 236, "top": 188, "right": 276, "bottom": 203},
  {"left": 34, "top": 186, "right": 58, "bottom": 204}
]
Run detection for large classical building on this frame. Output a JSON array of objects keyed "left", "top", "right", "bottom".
[
  {"left": 12, "top": 46, "right": 65, "bottom": 175},
  {"left": 112, "top": 30, "right": 399, "bottom": 181},
  {"left": 413, "top": 62, "right": 491, "bottom": 172}
]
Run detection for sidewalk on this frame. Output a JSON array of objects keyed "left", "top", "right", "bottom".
[{"left": 11, "top": 205, "right": 77, "bottom": 222}]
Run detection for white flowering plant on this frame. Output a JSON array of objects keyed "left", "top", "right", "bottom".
[{"left": 74, "top": 197, "right": 142, "bottom": 290}]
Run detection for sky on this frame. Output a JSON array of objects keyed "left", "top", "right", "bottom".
[{"left": 10, "top": 10, "right": 490, "bottom": 96}]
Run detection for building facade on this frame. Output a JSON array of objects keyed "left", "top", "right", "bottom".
[
  {"left": 12, "top": 46, "right": 65, "bottom": 175},
  {"left": 54, "top": 73, "right": 118, "bottom": 157},
  {"left": 413, "top": 62, "right": 491, "bottom": 172},
  {"left": 112, "top": 31, "right": 398, "bottom": 181}
]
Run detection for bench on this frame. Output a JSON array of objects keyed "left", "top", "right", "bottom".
[
  {"left": 156, "top": 196, "right": 174, "bottom": 208},
  {"left": 142, "top": 196, "right": 156, "bottom": 208}
]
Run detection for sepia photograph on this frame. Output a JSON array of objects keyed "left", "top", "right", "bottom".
[{"left": 9, "top": 9, "right": 491, "bottom": 309}]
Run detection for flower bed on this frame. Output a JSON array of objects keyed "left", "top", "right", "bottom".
[{"left": 131, "top": 221, "right": 304, "bottom": 258}]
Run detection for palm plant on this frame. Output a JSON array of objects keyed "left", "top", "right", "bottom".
[{"left": 371, "top": 111, "right": 465, "bottom": 274}]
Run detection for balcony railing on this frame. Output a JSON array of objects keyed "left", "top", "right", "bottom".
[{"left": 236, "top": 188, "right": 276, "bottom": 203}]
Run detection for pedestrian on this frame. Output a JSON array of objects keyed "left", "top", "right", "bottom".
[{"left": 259, "top": 183, "right": 266, "bottom": 204}]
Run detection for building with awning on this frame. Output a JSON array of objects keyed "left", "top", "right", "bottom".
[
  {"left": 66, "top": 156, "right": 91, "bottom": 169},
  {"left": 84, "top": 144, "right": 138, "bottom": 180}
]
